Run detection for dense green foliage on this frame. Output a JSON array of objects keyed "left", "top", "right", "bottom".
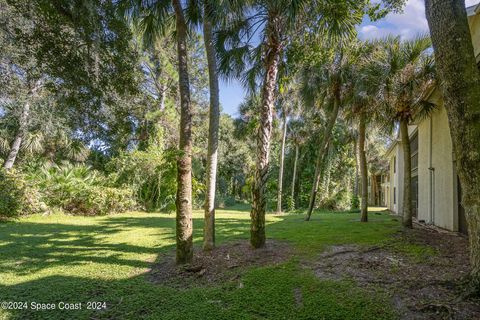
[
  {"left": 0, "top": 0, "right": 410, "bottom": 218},
  {"left": 107, "top": 147, "right": 178, "bottom": 212},
  {"left": 30, "top": 163, "right": 136, "bottom": 215},
  {"left": 0, "top": 169, "right": 44, "bottom": 218}
]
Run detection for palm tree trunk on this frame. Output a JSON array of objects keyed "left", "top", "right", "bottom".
[
  {"left": 290, "top": 144, "right": 299, "bottom": 208},
  {"left": 250, "top": 19, "right": 281, "bottom": 248},
  {"left": 173, "top": 0, "right": 193, "bottom": 264},
  {"left": 306, "top": 149, "right": 324, "bottom": 219},
  {"left": 323, "top": 144, "right": 333, "bottom": 198},
  {"left": 202, "top": 17, "right": 220, "bottom": 251},
  {"left": 400, "top": 118, "right": 412, "bottom": 228},
  {"left": 276, "top": 114, "right": 287, "bottom": 213},
  {"left": 3, "top": 101, "right": 30, "bottom": 170},
  {"left": 305, "top": 95, "right": 340, "bottom": 221},
  {"left": 159, "top": 83, "right": 166, "bottom": 111},
  {"left": 359, "top": 112, "right": 368, "bottom": 222},
  {"left": 425, "top": 0, "right": 480, "bottom": 288},
  {"left": 353, "top": 133, "right": 359, "bottom": 198}
]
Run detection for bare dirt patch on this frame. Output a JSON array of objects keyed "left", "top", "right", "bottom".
[
  {"left": 148, "top": 240, "right": 292, "bottom": 288},
  {"left": 311, "top": 226, "right": 480, "bottom": 319}
]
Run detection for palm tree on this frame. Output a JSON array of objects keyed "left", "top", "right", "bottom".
[
  {"left": 202, "top": 15, "right": 220, "bottom": 251},
  {"left": 275, "top": 83, "right": 298, "bottom": 213},
  {"left": 125, "top": 0, "right": 223, "bottom": 252},
  {"left": 217, "top": 0, "right": 310, "bottom": 247},
  {"left": 172, "top": 0, "right": 194, "bottom": 263},
  {"left": 343, "top": 41, "right": 386, "bottom": 222},
  {"left": 121, "top": 0, "right": 194, "bottom": 264},
  {"left": 194, "top": 1, "right": 222, "bottom": 251},
  {"left": 277, "top": 110, "right": 288, "bottom": 213},
  {"left": 358, "top": 111, "right": 368, "bottom": 221},
  {"left": 302, "top": 47, "right": 346, "bottom": 221},
  {"left": 217, "top": 0, "right": 368, "bottom": 246},
  {"left": 424, "top": 0, "right": 480, "bottom": 291},
  {"left": 288, "top": 119, "right": 306, "bottom": 210},
  {"left": 379, "top": 36, "right": 435, "bottom": 228}
]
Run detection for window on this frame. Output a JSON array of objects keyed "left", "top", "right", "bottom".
[
  {"left": 393, "top": 156, "right": 396, "bottom": 173},
  {"left": 394, "top": 187, "right": 396, "bottom": 204},
  {"left": 410, "top": 133, "right": 418, "bottom": 171}
]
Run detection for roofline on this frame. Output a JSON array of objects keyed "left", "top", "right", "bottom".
[
  {"left": 385, "top": 139, "right": 399, "bottom": 157},
  {"left": 467, "top": 2, "right": 480, "bottom": 16}
]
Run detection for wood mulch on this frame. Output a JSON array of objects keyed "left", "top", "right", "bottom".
[
  {"left": 147, "top": 222, "right": 480, "bottom": 319},
  {"left": 148, "top": 240, "right": 292, "bottom": 288},
  {"left": 311, "top": 225, "right": 480, "bottom": 319}
]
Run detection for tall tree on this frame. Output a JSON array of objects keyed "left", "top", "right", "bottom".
[
  {"left": 202, "top": 3, "right": 220, "bottom": 251},
  {"left": 172, "top": 0, "right": 194, "bottom": 264},
  {"left": 277, "top": 112, "right": 288, "bottom": 213},
  {"left": 424, "top": 0, "right": 480, "bottom": 289},
  {"left": 305, "top": 91, "right": 341, "bottom": 221},
  {"left": 275, "top": 85, "right": 296, "bottom": 213},
  {"left": 217, "top": 0, "right": 310, "bottom": 247},
  {"left": 358, "top": 111, "right": 368, "bottom": 221},
  {"left": 380, "top": 36, "right": 435, "bottom": 228},
  {"left": 218, "top": 0, "right": 400, "bottom": 242},
  {"left": 1, "top": 0, "right": 136, "bottom": 169},
  {"left": 121, "top": 0, "right": 194, "bottom": 264},
  {"left": 303, "top": 48, "right": 345, "bottom": 221},
  {"left": 288, "top": 119, "right": 306, "bottom": 210},
  {"left": 344, "top": 41, "right": 385, "bottom": 222},
  {"left": 3, "top": 88, "right": 35, "bottom": 170}
]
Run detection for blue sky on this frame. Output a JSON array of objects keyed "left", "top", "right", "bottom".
[{"left": 219, "top": 0, "right": 480, "bottom": 117}]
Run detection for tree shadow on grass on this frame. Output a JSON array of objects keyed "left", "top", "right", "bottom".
[
  {"left": 0, "top": 215, "right": 255, "bottom": 276},
  {"left": 0, "top": 214, "right": 268, "bottom": 320},
  {"left": 0, "top": 211, "right": 402, "bottom": 319}
]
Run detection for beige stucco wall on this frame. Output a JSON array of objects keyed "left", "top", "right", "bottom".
[
  {"left": 386, "top": 8, "right": 478, "bottom": 229},
  {"left": 416, "top": 105, "right": 458, "bottom": 231},
  {"left": 432, "top": 107, "right": 457, "bottom": 230},
  {"left": 386, "top": 143, "right": 404, "bottom": 214},
  {"left": 387, "top": 151, "right": 396, "bottom": 212},
  {"left": 469, "top": 10, "right": 480, "bottom": 59},
  {"left": 396, "top": 141, "right": 404, "bottom": 215},
  {"left": 417, "top": 117, "right": 430, "bottom": 223}
]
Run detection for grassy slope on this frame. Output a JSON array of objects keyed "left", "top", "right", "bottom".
[{"left": 0, "top": 206, "right": 402, "bottom": 320}]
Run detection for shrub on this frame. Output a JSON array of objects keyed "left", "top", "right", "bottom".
[
  {"left": 319, "top": 197, "right": 337, "bottom": 211},
  {"left": 319, "top": 190, "right": 353, "bottom": 212},
  {"left": 285, "top": 195, "right": 295, "bottom": 212},
  {"left": 31, "top": 163, "right": 135, "bottom": 215},
  {"left": 216, "top": 195, "right": 236, "bottom": 208},
  {"left": 63, "top": 186, "right": 136, "bottom": 216},
  {"left": 0, "top": 169, "right": 45, "bottom": 218},
  {"left": 351, "top": 195, "right": 360, "bottom": 210},
  {"left": 107, "top": 148, "right": 177, "bottom": 212}
]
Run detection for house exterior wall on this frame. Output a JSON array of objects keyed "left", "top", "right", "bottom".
[
  {"left": 469, "top": 9, "right": 480, "bottom": 58},
  {"left": 384, "top": 4, "right": 477, "bottom": 232},
  {"left": 396, "top": 140, "right": 405, "bottom": 215},
  {"left": 417, "top": 115, "right": 430, "bottom": 224},
  {"left": 386, "top": 143, "right": 404, "bottom": 215},
  {"left": 416, "top": 104, "right": 458, "bottom": 231},
  {"left": 383, "top": 176, "right": 390, "bottom": 209}
]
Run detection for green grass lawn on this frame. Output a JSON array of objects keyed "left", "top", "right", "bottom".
[{"left": 0, "top": 206, "right": 402, "bottom": 320}]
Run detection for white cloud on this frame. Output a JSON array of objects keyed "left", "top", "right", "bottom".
[
  {"left": 359, "top": 0, "right": 480, "bottom": 40},
  {"left": 359, "top": 25, "right": 394, "bottom": 39},
  {"left": 466, "top": 0, "right": 479, "bottom": 7}
]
